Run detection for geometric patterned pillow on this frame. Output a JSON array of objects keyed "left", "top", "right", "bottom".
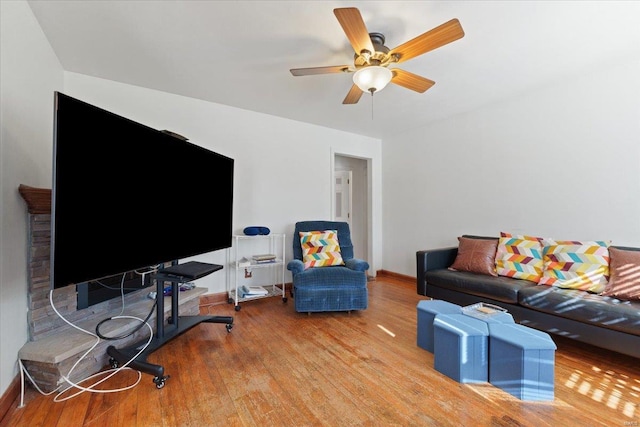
[
  {"left": 538, "top": 238, "right": 610, "bottom": 293},
  {"left": 299, "top": 230, "right": 345, "bottom": 269},
  {"left": 495, "top": 232, "right": 544, "bottom": 283}
]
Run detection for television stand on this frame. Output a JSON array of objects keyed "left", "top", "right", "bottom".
[{"left": 106, "top": 261, "right": 233, "bottom": 388}]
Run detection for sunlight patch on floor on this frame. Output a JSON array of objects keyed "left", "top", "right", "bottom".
[
  {"left": 377, "top": 324, "right": 395, "bottom": 337},
  {"left": 623, "top": 401, "right": 638, "bottom": 418},
  {"left": 565, "top": 367, "right": 638, "bottom": 419}
]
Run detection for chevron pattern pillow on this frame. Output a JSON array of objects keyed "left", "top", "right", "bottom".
[
  {"left": 299, "top": 230, "right": 345, "bottom": 269},
  {"left": 539, "top": 238, "right": 610, "bottom": 293},
  {"left": 495, "top": 232, "right": 544, "bottom": 283}
]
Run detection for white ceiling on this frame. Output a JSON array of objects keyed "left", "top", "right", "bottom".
[{"left": 27, "top": 1, "right": 640, "bottom": 139}]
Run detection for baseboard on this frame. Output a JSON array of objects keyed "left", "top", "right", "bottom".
[
  {"left": 198, "top": 282, "right": 294, "bottom": 310},
  {"left": 0, "top": 375, "right": 20, "bottom": 423},
  {"left": 198, "top": 274, "right": 414, "bottom": 309},
  {"left": 376, "top": 269, "right": 415, "bottom": 283},
  {"left": 199, "top": 292, "right": 228, "bottom": 308}
]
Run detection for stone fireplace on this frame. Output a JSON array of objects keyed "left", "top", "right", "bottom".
[{"left": 18, "top": 185, "right": 205, "bottom": 392}]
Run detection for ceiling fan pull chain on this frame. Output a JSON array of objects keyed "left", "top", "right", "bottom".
[{"left": 371, "top": 92, "right": 374, "bottom": 120}]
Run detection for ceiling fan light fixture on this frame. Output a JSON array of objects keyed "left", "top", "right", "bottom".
[
  {"left": 352, "top": 66, "right": 392, "bottom": 94},
  {"left": 290, "top": 8, "right": 464, "bottom": 104}
]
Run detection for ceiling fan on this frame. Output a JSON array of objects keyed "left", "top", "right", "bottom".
[{"left": 290, "top": 7, "right": 465, "bottom": 104}]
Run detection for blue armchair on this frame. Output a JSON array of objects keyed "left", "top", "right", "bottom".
[{"left": 287, "top": 220, "right": 369, "bottom": 313}]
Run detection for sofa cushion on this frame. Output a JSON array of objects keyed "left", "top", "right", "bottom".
[
  {"left": 425, "top": 269, "right": 537, "bottom": 304},
  {"left": 495, "top": 232, "right": 544, "bottom": 283},
  {"left": 518, "top": 285, "right": 640, "bottom": 336},
  {"left": 539, "top": 239, "right": 610, "bottom": 293},
  {"left": 601, "top": 247, "right": 640, "bottom": 301},
  {"left": 299, "top": 230, "right": 345, "bottom": 269},
  {"left": 448, "top": 236, "right": 498, "bottom": 276}
]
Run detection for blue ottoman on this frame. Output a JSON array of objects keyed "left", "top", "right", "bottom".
[
  {"left": 433, "top": 314, "right": 489, "bottom": 383},
  {"left": 488, "top": 323, "right": 557, "bottom": 401},
  {"left": 417, "top": 300, "right": 462, "bottom": 352}
]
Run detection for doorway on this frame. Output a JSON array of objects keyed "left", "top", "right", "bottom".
[{"left": 334, "top": 154, "right": 369, "bottom": 264}]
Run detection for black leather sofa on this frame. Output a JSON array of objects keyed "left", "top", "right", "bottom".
[{"left": 416, "top": 243, "right": 640, "bottom": 359}]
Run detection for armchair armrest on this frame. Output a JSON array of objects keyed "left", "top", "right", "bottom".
[
  {"left": 287, "top": 259, "right": 305, "bottom": 275},
  {"left": 345, "top": 258, "right": 369, "bottom": 272},
  {"left": 416, "top": 247, "right": 458, "bottom": 296},
  {"left": 288, "top": 258, "right": 369, "bottom": 274}
]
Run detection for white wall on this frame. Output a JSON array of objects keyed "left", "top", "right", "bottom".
[
  {"left": 382, "top": 58, "right": 640, "bottom": 277},
  {"left": 0, "top": 0, "right": 64, "bottom": 397}
]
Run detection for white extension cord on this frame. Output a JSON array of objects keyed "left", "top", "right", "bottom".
[{"left": 17, "top": 288, "right": 153, "bottom": 406}]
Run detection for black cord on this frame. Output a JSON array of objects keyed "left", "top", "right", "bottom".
[{"left": 95, "top": 298, "right": 157, "bottom": 341}]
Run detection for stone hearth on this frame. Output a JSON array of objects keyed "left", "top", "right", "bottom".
[{"left": 18, "top": 185, "right": 205, "bottom": 392}]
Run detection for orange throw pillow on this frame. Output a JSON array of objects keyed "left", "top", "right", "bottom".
[
  {"left": 449, "top": 236, "right": 498, "bottom": 276},
  {"left": 601, "top": 247, "right": 640, "bottom": 301}
]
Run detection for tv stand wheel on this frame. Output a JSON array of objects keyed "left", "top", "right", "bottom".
[
  {"left": 235, "top": 305, "right": 241, "bottom": 312},
  {"left": 226, "top": 323, "right": 233, "bottom": 333},
  {"left": 227, "top": 297, "right": 233, "bottom": 304},
  {"left": 282, "top": 297, "right": 288, "bottom": 303},
  {"left": 153, "top": 375, "right": 169, "bottom": 389},
  {"left": 109, "top": 357, "right": 119, "bottom": 369}
]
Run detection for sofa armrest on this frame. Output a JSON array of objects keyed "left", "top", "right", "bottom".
[
  {"left": 287, "top": 259, "right": 305, "bottom": 275},
  {"left": 416, "top": 247, "right": 458, "bottom": 296},
  {"left": 345, "top": 258, "right": 369, "bottom": 272}
]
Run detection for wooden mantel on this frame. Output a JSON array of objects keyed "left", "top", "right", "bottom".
[{"left": 18, "top": 184, "right": 51, "bottom": 214}]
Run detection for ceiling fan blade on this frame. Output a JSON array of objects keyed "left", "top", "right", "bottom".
[
  {"left": 391, "top": 69, "right": 435, "bottom": 93},
  {"left": 389, "top": 19, "right": 464, "bottom": 64},
  {"left": 290, "top": 65, "right": 351, "bottom": 76},
  {"left": 342, "top": 84, "right": 364, "bottom": 104},
  {"left": 334, "top": 7, "right": 375, "bottom": 56}
]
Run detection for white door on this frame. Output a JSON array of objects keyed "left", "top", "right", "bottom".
[{"left": 334, "top": 170, "right": 352, "bottom": 227}]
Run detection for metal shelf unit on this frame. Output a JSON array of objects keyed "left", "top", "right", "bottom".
[{"left": 226, "top": 234, "right": 286, "bottom": 311}]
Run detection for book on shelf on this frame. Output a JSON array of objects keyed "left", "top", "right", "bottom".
[
  {"left": 240, "top": 285, "right": 269, "bottom": 298},
  {"left": 252, "top": 253, "right": 276, "bottom": 261},
  {"left": 237, "top": 257, "right": 251, "bottom": 268}
]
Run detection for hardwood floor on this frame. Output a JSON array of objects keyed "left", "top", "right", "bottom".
[{"left": 2, "top": 276, "right": 639, "bottom": 426}]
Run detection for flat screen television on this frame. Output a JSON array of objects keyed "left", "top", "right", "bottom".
[{"left": 51, "top": 92, "right": 234, "bottom": 294}]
